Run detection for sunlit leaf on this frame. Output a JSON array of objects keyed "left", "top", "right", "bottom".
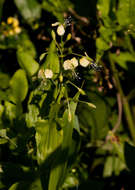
[
  {"left": 4, "top": 101, "right": 17, "bottom": 121},
  {"left": 17, "top": 49, "right": 39, "bottom": 76},
  {"left": 9, "top": 69, "right": 28, "bottom": 104},
  {"left": 48, "top": 101, "right": 78, "bottom": 190},
  {"left": 117, "top": 0, "right": 132, "bottom": 27},
  {"left": 26, "top": 104, "right": 40, "bottom": 128},
  {"left": 19, "top": 33, "right": 36, "bottom": 58},
  {"left": 35, "top": 120, "right": 63, "bottom": 165},
  {"left": 103, "top": 156, "right": 113, "bottom": 177},
  {"left": 43, "top": 41, "right": 60, "bottom": 79}
]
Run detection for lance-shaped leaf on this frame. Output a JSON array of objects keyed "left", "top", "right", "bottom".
[
  {"left": 43, "top": 41, "right": 60, "bottom": 79},
  {"left": 48, "top": 101, "right": 78, "bottom": 190},
  {"left": 35, "top": 120, "right": 63, "bottom": 165}
]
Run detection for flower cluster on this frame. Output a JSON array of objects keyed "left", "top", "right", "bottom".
[
  {"left": 63, "top": 57, "right": 78, "bottom": 70},
  {"left": 0, "top": 17, "right": 21, "bottom": 37},
  {"left": 63, "top": 56, "right": 92, "bottom": 70},
  {"left": 37, "top": 17, "right": 102, "bottom": 82},
  {"left": 38, "top": 68, "right": 53, "bottom": 79}
]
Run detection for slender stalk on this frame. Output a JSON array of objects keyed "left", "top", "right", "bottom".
[{"left": 109, "top": 53, "right": 135, "bottom": 143}]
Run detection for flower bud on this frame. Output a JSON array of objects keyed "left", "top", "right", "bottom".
[{"left": 57, "top": 25, "right": 65, "bottom": 36}]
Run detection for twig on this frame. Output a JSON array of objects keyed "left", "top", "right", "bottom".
[
  {"left": 68, "top": 8, "right": 90, "bottom": 25},
  {"left": 112, "top": 92, "right": 122, "bottom": 133},
  {"left": 109, "top": 53, "right": 135, "bottom": 143}
]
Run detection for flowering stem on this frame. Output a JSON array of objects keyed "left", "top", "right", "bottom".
[
  {"left": 66, "top": 80, "right": 85, "bottom": 95},
  {"left": 109, "top": 53, "right": 135, "bottom": 143},
  {"left": 71, "top": 52, "right": 82, "bottom": 57},
  {"left": 66, "top": 80, "right": 80, "bottom": 90}
]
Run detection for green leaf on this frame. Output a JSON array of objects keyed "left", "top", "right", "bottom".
[
  {"left": 113, "top": 157, "right": 126, "bottom": 176},
  {"left": 9, "top": 178, "right": 42, "bottom": 190},
  {"left": 4, "top": 101, "right": 17, "bottom": 121},
  {"left": 103, "top": 156, "right": 113, "bottom": 177},
  {"left": 0, "top": 129, "right": 7, "bottom": 138},
  {"left": 48, "top": 101, "right": 78, "bottom": 190},
  {"left": 97, "top": 0, "right": 110, "bottom": 18},
  {"left": 35, "top": 120, "right": 63, "bottom": 165},
  {"left": 0, "top": 138, "right": 8, "bottom": 144},
  {"left": 96, "top": 37, "right": 110, "bottom": 52},
  {"left": 0, "top": 104, "right": 4, "bottom": 118},
  {"left": 73, "top": 115, "right": 80, "bottom": 134},
  {"left": 63, "top": 175, "right": 79, "bottom": 189},
  {"left": 111, "top": 52, "right": 135, "bottom": 72},
  {"left": 26, "top": 104, "right": 40, "bottom": 128},
  {"left": 43, "top": 41, "right": 60, "bottom": 79},
  {"left": 14, "top": 0, "right": 41, "bottom": 24},
  {"left": 39, "top": 52, "right": 47, "bottom": 62},
  {"left": 62, "top": 101, "right": 77, "bottom": 150},
  {"left": 9, "top": 69, "right": 28, "bottom": 103},
  {"left": 130, "top": 0, "right": 135, "bottom": 26},
  {"left": 19, "top": 33, "right": 37, "bottom": 58},
  {"left": 42, "top": 0, "right": 73, "bottom": 22},
  {"left": 79, "top": 92, "right": 111, "bottom": 142},
  {"left": 17, "top": 49, "right": 39, "bottom": 76},
  {"left": 0, "top": 72, "right": 10, "bottom": 89},
  {"left": 0, "top": 90, "right": 8, "bottom": 101},
  {"left": 117, "top": 0, "right": 132, "bottom": 27},
  {"left": 0, "top": 129, "right": 8, "bottom": 144},
  {"left": 97, "top": 0, "right": 117, "bottom": 28}
]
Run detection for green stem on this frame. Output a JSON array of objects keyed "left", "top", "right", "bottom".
[{"left": 109, "top": 53, "right": 135, "bottom": 143}]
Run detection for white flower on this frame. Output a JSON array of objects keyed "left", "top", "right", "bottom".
[
  {"left": 70, "top": 57, "right": 78, "bottom": 68},
  {"left": 63, "top": 60, "right": 73, "bottom": 70},
  {"left": 57, "top": 25, "right": 65, "bottom": 36},
  {"left": 63, "top": 57, "right": 78, "bottom": 70},
  {"left": 38, "top": 68, "right": 44, "bottom": 79},
  {"left": 44, "top": 69, "right": 53, "bottom": 79},
  {"left": 80, "top": 57, "right": 90, "bottom": 67}
]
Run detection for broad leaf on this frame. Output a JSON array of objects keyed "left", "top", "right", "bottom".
[
  {"left": 111, "top": 52, "right": 135, "bottom": 73},
  {"left": 17, "top": 49, "right": 39, "bottom": 76},
  {"left": 79, "top": 92, "right": 110, "bottom": 142},
  {"left": 9, "top": 69, "right": 28, "bottom": 104},
  {"left": 19, "top": 33, "right": 36, "bottom": 58},
  {"left": 117, "top": 0, "right": 133, "bottom": 27},
  {"left": 14, "top": 0, "right": 41, "bottom": 24}
]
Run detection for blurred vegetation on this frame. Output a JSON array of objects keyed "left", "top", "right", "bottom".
[{"left": 0, "top": 0, "right": 135, "bottom": 190}]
